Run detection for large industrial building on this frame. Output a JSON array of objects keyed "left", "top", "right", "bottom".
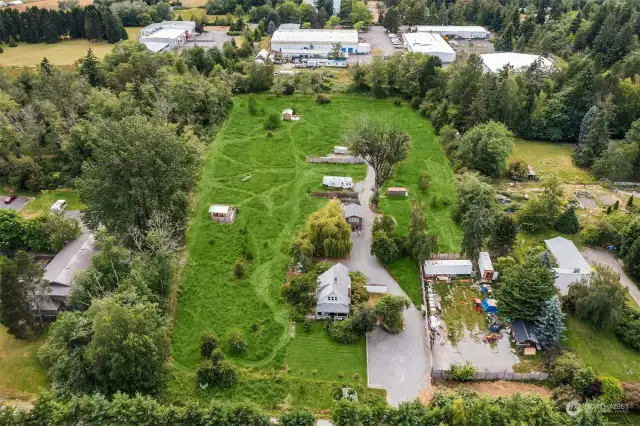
[
  {"left": 139, "top": 21, "right": 197, "bottom": 52},
  {"left": 270, "top": 28, "right": 363, "bottom": 55},
  {"left": 402, "top": 32, "right": 456, "bottom": 63},
  {"left": 480, "top": 52, "right": 554, "bottom": 73},
  {"left": 414, "top": 25, "right": 490, "bottom": 39}
]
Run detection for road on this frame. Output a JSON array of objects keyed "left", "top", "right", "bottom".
[
  {"left": 582, "top": 248, "right": 640, "bottom": 305},
  {"left": 343, "top": 165, "right": 431, "bottom": 406}
]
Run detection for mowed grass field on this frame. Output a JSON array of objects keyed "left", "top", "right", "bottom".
[
  {"left": 0, "top": 28, "right": 141, "bottom": 67},
  {"left": 22, "top": 189, "right": 84, "bottom": 216},
  {"left": 565, "top": 316, "right": 640, "bottom": 383},
  {"left": 510, "top": 139, "right": 594, "bottom": 183},
  {"left": 0, "top": 327, "right": 46, "bottom": 399},
  {"left": 287, "top": 322, "right": 366, "bottom": 384}
]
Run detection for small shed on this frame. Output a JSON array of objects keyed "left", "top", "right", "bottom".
[
  {"left": 527, "top": 165, "right": 536, "bottom": 180},
  {"left": 343, "top": 202, "right": 364, "bottom": 231},
  {"left": 281, "top": 109, "right": 293, "bottom": 120},
  {"left": 510, "top": 319, "right": 540, "bottom": 350},
  {"left": 481, "top": 298, "right": 497, "bottom": 313},
  {"left": 478, "top": 252, "right": 495, "bottom": 282},
  {"left": 256, "top": 49, "right": 269, "bottom": 61},
  {"left": 387, "top": 187, "right": 408, "bottom": 197},
  {"left": 209, "top": 204, "right": 236, "bottom": 223},
  {"left": 334, "top": 146, "right": 349, "bottom": 155}
]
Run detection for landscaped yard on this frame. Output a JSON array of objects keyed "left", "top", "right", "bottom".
[
  {"left": 0, "top": 28, "right": 141, "bottom": 67},
  {"left": 0, "top": 326, "right": 47, "bottom": 400},
  {"left": 287, "top": 322, "right": 366, "bottom": 384},
  {"left": 565, "top": 316, "right": 640, "bottom": 383},
  {"left": 510, "top": 139, "right": 594, "bottom": 184},
  {"left": 22, "top": 189, "right": 85, "bottom": 216}
]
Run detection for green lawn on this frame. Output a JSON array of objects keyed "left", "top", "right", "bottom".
[
  {"left": 512, "top": 229, "right": 583, "bottom": 262},
  {"left": 386, "top": 257, "right": 422, "bottom": 307},
  {"left": 287, "top": 322, "right": 366, "bottom": 384},
  {"left": 510, "top": 139, "right": 594, "bottom": 184},
  {"left": 379, "top": 117, "right": 461, "bottom": 253},
  {"left": 565, "top": 316, "right": 640, "bottom": 383},
  {"left": 0, "top": 28, "right": 141, "bottom": 67},
  {"left": 21, "top": 189, "right": 85, "bottom": 216},
  {"left": 0, "top": 326, "right": 47, "bottom": 399}
]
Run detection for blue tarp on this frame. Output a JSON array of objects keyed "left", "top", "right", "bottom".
[{"left": 481, "top": 298, "right": 498, "bottom": 314}]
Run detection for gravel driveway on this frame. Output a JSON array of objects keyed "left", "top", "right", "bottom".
[
  {"left": 582, "top": 248, "right": 640, "bottom": 305},
  {"left": 343, "top": 165, "right": 430, "bottom": 406}
]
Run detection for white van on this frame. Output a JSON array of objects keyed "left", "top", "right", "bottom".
[{"left": 50, "top": 199, "right": 67, "bottom": 214}]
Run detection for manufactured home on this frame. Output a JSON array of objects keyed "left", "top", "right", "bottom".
[{"left": 323, "top": 176, "right": 353, "bottom": 189}]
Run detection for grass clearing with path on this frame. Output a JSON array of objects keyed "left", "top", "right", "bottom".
[{"left": 510, "top": 139, "right": 593, "bottom": 184}]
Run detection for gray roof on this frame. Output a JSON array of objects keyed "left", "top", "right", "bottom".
[
  {"left": 317, "top": 263, "right": 351, "bottom": 304},
  {"left": 44, "top": 232, "right": 97, "bottom": 287},
  {"left": 511, "top": 319, "right": 539, "bottom": 344},
  {"left": 544, "top": 237, "right": 590, "bottom": 273},
  {"left": 343, "top": 203, "right": 363, "bottom": 219}
]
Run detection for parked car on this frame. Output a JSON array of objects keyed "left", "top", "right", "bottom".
[
  {"left": 50, "top": 199, "right": 67, "bottom": 214},
  {"left": 4, "top": 195, "right": 16, "bottom": 204}
]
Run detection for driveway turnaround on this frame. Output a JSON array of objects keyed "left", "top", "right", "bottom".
[
  {"left": 343, "top": 165, "right": 430, "bottom": 406},
  {"left": 582, "top": 248, "right": 640, "bottom": 305}
]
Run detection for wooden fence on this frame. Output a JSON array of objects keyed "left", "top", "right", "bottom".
[
  {"left": 307, "top": 156, "right": 366, "bottom": 164},
  {"left": 431, "top": 369, "right": 550, "bottom": 381},
  {"left": 310, "top": 192, "right": 359, "bottom": 201}
]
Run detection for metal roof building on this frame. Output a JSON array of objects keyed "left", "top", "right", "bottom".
[
  {"left": 414, "top": 25, "right": 490, "bottom": 39},
  {"left": 424, "top": 259, "right": 473, "bottom": 276},
  {"left": 139, "top": 21, "right": 196, "bottom": 51},
  {"left": 545, "top": 236, "right": 591, "bottom": 295},
  {"left": 402, "top": 32, "right": 456, "bottom": 63},
  {"left": 270, "top": 29, "right": 360, "bottom": 55},
  {"left": 480, "top": 53, "right": 554, "bottom": 73}
]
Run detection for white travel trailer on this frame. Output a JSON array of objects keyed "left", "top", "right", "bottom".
[{"left": 323, "top": 176, "right": 353, "bottom": 189}]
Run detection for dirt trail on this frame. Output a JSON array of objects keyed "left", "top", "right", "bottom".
[{"left": 438, "top": 380, "right": 552, "bottom": 398}]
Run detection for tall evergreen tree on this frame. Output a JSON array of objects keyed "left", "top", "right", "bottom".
[
  {"left": 533, "top": 296, "right": 566, "bottom": 347},
  {"left": 0, "top": 257, "right": 32, "bottom": 339},
  {"left": 488, "top": 213, "right": 517, "bottom": 257},
  {"left": 80, "top": 48, "right": 101, "bottom": 87},
  {"left": 555, "top": 207, "right": 580, "bottom": 234}
]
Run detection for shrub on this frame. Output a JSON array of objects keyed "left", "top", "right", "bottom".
[
  {"left": 599, "top": 376, "right": 623, "bottom": 404},
  {"left": 622, "top": 382, "right": 640, "bottom": 408},
  {"left": 316, "top": 93, "right": 331, "bottom": 104},
  {"left": 233, "top": 259, "right": 246, "bottom": 278},
  {"left": 196, "top": 358, "right": 238, "bottom": 388},
  {"left": 267, "top": 131, "right": 273, "bottom": 138},
  {"left": 279, "top": 409, "right": 316, "bottom": 426},
  {"left": 0, "top": 46, "right": 3, "bottom": 54},
  {"left": 337, "top": 371, "right": 344, "bottom": 378},
  {"left": 551, "top": 385, "right": 581, "bottom": 411},
  {"left": 550, "top": 352, "right": 584, "bottom": 385},
  {"left": 370, "top": 231, "right": 399, "bottom": 264},
  {"left": 247, "top": 96, "right": 259, "bottom": 115},
  {"left": 8, "top": 36, "right": 17, "bottom": 47},
  {"left": 555, "top": 207, "right": 580, "bottom": 234},
  {"left": 418, "top": 170, "right": 431, "bottom": 191},
  {"left": 352, "top": 373, "right": 360, "bottom": 380},
  {"left": 449, "top": 362, "right": 477, "bottom": 381},
  {"left": 264, "top": 112, "right": 281, "bottom": 130},
  {"left": 200, "top": 333, "right": 219, "bottom": 359},
  {"left": 571, "top": 367, "right": 597, "bottom": 396},
  {"left": 393, "top": 97, "right": 402, "bottom": 106},
  {"left": 303, "top": 319, "right": 312, "bottom": 333},
  {"left": 228, "top": 330, "right": 247, "bottom": 354},
  {"left": 616, "top": 305, "right": 640, "bottom": 351},
  {"left": 327, "top": 319, "right": 358, "bottom": 344},
  {"left": 311, "top": 369, "right": 317, "bottom": 375},
  {"left": 509, "top": 158, "right": 529, "bottom": 181}
]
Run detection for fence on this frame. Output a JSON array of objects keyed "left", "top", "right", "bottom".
[
  {"left": 307, "top": 156, "right": 366, "bottom": 164},
  {"left": 431, "top": 369, "right": 550, "bottom": 381},
  {"left": 310, "top": 191, "right": 359, "bottom": 201}
]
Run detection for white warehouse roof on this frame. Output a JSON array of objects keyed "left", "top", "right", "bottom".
[
  {"left": 480, "top": 53, "right": 553, "bottom": 73},
  {"left": 141, "top": 28, "right": 186, "bottom": 40},
  {"left": 403, "top": 32, "right": 456, "bottom": 62},
  {"left": 424, "top": 259, "right": 473, "bottom": 276},
  {"left": 415, "top": 25, "right": 489, "bottom": 34},
  {"left": 544, "top": 237, "right": 591, "bottom": 273},
  {"left": 142, "top": 42, "right": 169, "bottom": 52},
  {"left": 271, "top": 29, "right": 358, "bottom": 45}
]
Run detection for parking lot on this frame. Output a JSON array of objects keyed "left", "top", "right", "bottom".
[
  {"left": 0, "top": 196, "right": 31, "bottom": 212},
  {"left": 177, "top": 28, "right": 234, "bottom": 51}
]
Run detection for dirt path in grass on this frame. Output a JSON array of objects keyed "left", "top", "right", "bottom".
[{"left": 438, "top": 380, "right": 552, "bottom": 398}]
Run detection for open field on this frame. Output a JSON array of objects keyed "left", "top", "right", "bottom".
[
  {"left": 0, "top": 327, "right": 46, "bottom": 399},
  {"left": 11, "top": 0, "right": 92, "bottom": 11},
  {"left": 179, "top": 0, "right": 207, "bottom": 7},
  {"left": 510, "top": 139, "right": 594, "bottom": 184},
  {"left": 565, "top": 316, "right": 640, "bottom": 383},
  {"left": 0, "top": 28, "right": 141, "bottom": 67},
  {"left": 378, "top": 114, "right": 461, "bottom": 252},
  {"left": 287, "top": 322, "right": 366, "bottom": 383}
]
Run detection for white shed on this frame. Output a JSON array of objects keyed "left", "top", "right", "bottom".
[
  {"left": 478, "top": 252, "right": 495, "bottom": 282},
  {"left": 424, "top": 259, "right": 473, "bottom": 276},
  {"left": 334, "top": 146, "right": 349, "bottom": 155}
]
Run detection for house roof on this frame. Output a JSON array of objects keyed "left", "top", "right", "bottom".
[
  {"left": 511, "top": 319, "right": 539, "bottom": 344},
  {"left": 140, "top": 28, "right": 186, "bottom": 40},
  {"left": 317, "top": 263, "right": 351, "bottom": 305},
  {"left": 209, "top": 204, "right": 232, "bottom": 214},
  {"left": 480, "top": 53, "right": 553, "bottom": 73},
  {"left": 271, "top": 29, "right": 358, "bottom": 45},
  {"left": 44, "top": 232, "right": 97, "bottom": 287},
  {"left": 414, "top": 25, "right": 489, "bottom": 35},
  {"left": 545, "top": 236, "right": 590, "bottom": 273},
  {"left": 343, "top": 203, "right": 363, "bottom": 218}
]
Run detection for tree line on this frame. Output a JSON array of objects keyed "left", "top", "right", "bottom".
[{"left": 0, "top": 5, "right": 127, "bottom": 45}]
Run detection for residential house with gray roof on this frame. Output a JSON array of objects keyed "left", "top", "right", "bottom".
[{"left": 316, "top": 263, "right": 351, "bottom": 320}]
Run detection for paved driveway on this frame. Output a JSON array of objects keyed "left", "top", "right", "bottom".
[
  {"left": 0, "top": 196, "right": 31, "bottom": 212},
  {"left": 343, "top": 165, "right": 430, "bottom": 405},
  {"left": 582, "top": 248, "right": 640, "bottom": 305}
]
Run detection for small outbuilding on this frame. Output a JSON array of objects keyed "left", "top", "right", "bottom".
[
  {"left": 478, "top": 252, "right": 496, "bottom": 282},
  {"left": 481, "top": 298, "right": 498, "bottom": 314},
  {"left": 209, "top": 204, "right": 236, "bottom": 223},
  {"left": 510, "top": 319, "right": 541, "bottom": 352},
  {"left": 282, "top": 109, "right": 293, "bottom": 120},
  {"left": 334, "top": 146, "right": 349, "bottom": 155},
  {"left": 387, "top": 187, "right": 408, "bottom": 197},
  {"left": 528, "top": 165, "right": 536, "bottom": 180},
  {"left": 424, "top": 259, "right": 473, "bottom": 277},
  {"left": 343, "top": 202, "right": 363, "bottom": 231}
]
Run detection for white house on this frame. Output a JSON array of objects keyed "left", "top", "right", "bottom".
[
  {"left": 545, "top": 236, "right": 591, "bottom": 295},
  {"left": 414, "top": 25, "right": 490, "bottom": 39},
  {"left": 402, "top": 32, "right": 456, "bottom": 63},
  {"left": 480, "top": 53, "right": 554, "bottom": 73},
  {"left": 316, "top": 263, "right": 351, "bottom": 320},
  {"left": 424, "top": 259, "right": 473, "bottom": 277},
  {"left": 270, "top": 28, "right": 360, "bottom": 55}
]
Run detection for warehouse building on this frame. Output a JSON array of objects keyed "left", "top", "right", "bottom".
[
  {"left": 480, "top": 52, "right": 554, "bottom": 73},
  {"left": 139, "top": 21, "right": 196, "bottom": 52},
  {"left": 270, "top": 28, "right": 361, "bottom": 55},
  {"left": 402, "top": 32, "right": 456, "bottom": 63},
  {"left": 414, "top": 25, "right": 490, "bottom": 40}
]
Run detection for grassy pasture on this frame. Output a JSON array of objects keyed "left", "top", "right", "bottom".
[
  {"left": 0, "top": 28, "right": 141, "bottom": 67},
  {"left": 510, "top": 139, "right": 593, "bottom": 184},
  {"left": 0, "top": 327, "right": 47, "bottom": 399}
]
